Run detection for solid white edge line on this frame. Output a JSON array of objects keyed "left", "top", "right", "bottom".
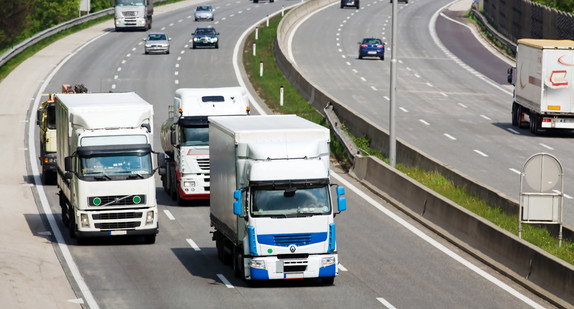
[
  {"left": 28, "top": 33, "right": 107, "bottom": 309},
  {"left": 429, "top": 1, "right": 513, "bottom": 97},
  {"left": 216, "top": 274, "right": 234, "bottom": 288},
  {"left": 233, "top": 2, "right": 302, "bottom": 115},
  {"left": 330, "top": 172, "right": 544, "bottom": 308},
  {"left": 233, "top": 4, "right": 540, "bottom": 307}
]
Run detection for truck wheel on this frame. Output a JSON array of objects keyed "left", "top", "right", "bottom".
[
  {"left": 512, "top": 102, "right": 520, "bottom": 127},
  {"left": 530, "top": 112, "right": 540, "bottom": 134},
  {"left": 322, "top": 277, "right": 335, "bottom": 285},
  {"left": 61, "top": 203, "right": 69, "bottom": 227},
  {"left": 68, "top": 208, "right": 77, "bottom": 239},
  {"left": 215, "top": 231, "right": 225, "bottom": 262},
  {"left": 144, "top": 235, "right": 156, "bottom": 244},
  {"left": 233, "top": 245, "right": 244, "bottom": 278}
]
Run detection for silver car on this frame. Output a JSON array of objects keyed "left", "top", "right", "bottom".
[
  {"left": 144, "top": 32, "right": 170, "bottom": 54},
  {"left": 194, "top": 5, "right": 214, "bottom": 21}
]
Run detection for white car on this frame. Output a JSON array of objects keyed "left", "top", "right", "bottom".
[
  {"left": 144, "top": 32, "right": 171, "bottom": 54},
  {"left": 194, "top": 5, "right": 214, "bottom": 21}
]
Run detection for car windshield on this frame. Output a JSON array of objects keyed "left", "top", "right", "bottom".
[
  {"left": 196, "top": 28, "right": 216, "bottom": 35},
  {"left": 251, "top": 185, "right": 331, "bottom": 217},
  {"left": 80, "top": 152, "right": 152, "bottom": 178},
  {"left": 148, "top": 33, "right": 166, "bottom": 41},
  {"left": 181, "top": 126, "right": 209, "bottom": 146},
  {"left": 363, "top": 38, "right": 382, "bottom": 45},
  {"left": 196, "top": 6, "right": 212, "bottom": 11}
]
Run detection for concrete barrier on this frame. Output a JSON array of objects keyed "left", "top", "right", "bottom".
[{"left": 275, "top": 0, "right": 574, "bottom": 307}]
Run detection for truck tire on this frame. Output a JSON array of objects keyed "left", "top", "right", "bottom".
[
  {"left": 530, "top": 112, "right": 540, "bottom": 134},
  {"left": 169, "top": 166, "right": 177, "bottom": 201},
  {"left": 511, "top": 102, "right": 518, "bottom": 126},
  {"left": 322, "top": 277, "right": 335, "bottom": 285},
  {"left": 215, "top": 231, "right": 225, "bottom": 262},
  {"left": 144, "top": 235, "right": 156, "bottom": 244},
  {"left": 68, "top": 208, "right": 77, "bottom": 239},
  {"left": 60, "top": 190, "right": 70, "bottom": 226},
  {"left": 233, "top": 245, "right": 244, "bottom": 278}
]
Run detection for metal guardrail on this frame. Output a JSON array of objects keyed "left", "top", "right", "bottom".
[
  {"left": 0, "top": 8, "right": 114, "bottom": 69},
  {"left": 470, "top": 2, "right": 517, "bottom": 55}
]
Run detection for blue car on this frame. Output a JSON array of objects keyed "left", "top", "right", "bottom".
[{"left": 358, "top": 38, "right": 385, "bottom": 60}]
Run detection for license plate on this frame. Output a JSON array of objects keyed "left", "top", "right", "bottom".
[
  {"left": 285, "top": 273, "right": 304, "bottom": 279},
  {"left": 368, "top": 51, "right": 377, "bottom": 54},
  {"left": 109, "top": 230, "right": 127, "bottom": 236}
]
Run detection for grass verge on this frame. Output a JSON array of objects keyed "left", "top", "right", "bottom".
[{"left": 243, "top": 10, "right": 574, "bottom": 265}]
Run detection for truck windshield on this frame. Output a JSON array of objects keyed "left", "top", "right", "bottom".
[
  {"left": 181, "top": 126, "right": 209, "bottom": 146},
  {"left": 116, "top": 0, "right": 145, "bottom": 6},
  {"left": 251, "top": 185, "right": 331, "bottom": 217},
  {"left": 80, "top": 152, "right": 152, "bottom": 178}
]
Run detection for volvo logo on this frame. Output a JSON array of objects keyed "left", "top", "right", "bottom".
[{"left": 289, "top": 245, "right": 297, "bottom": 253}]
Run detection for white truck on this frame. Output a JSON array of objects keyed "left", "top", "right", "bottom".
[
  {"left": 112, "top": 0, "right": 153, "bottom": 31},
  {"left": 56, "top": 92, "right": 161, "bottom": 243},
  {"left": 160, "top": 87, "right": 250, "bottom": 205},
  {"left": 509, "top": 39, "right": 574, "bottom": 134},
  {"left": 209, "top": 115, "right": 347, "bottom": 284}
]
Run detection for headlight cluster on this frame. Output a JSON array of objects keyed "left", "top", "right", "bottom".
[
  {"left": 249, "top": 260, "right": 266, "bottom": 270},
  {"left": 321, "top": 256, "right": 336, "bottom": 267}
]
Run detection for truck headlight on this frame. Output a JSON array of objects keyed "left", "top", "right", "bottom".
[
  {"left": 183, "top": 181, "right": 195, "bottom": 187},
  {"left": 249, "top": 259, "right": 266, "bottom": 270},
  {"left": 146, "top": 210, "right": 155, "bottom": 224},
  {"left": 322, "top": 256, "right": 336, "bottom": 267},
  {"left": 80, "top": 214, "right": 89, "bottom": 228}
]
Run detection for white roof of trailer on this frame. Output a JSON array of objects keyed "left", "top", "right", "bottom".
[
  {"left": 518, "top": 39, "right": 574, "bottom": 49},
  {"left": 210, "top": 115, "right": 330, "bottom": 142},
  {"left": 175, "top": 87, "right": 249, "bottom": 117},
  {"left": 56, "top": 92, "right": 153, "bottom": 130}
]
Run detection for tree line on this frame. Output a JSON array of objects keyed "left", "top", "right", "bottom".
[{"left": 0, "top": 0, "right": 110, "bottom": 51}]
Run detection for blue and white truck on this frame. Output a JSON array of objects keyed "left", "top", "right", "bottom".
[{"left": 209, "top": 115, "right": 347, "bottom": 284}]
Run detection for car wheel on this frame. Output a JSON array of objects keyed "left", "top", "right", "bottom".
[
  {"left": 192, "top": 44, "right": 196, "bottom": 49},
  {"left": 380, "top": 55, "right": 384, "bottom": 60},
  {"left": 358, "top": 54, "right": 363, "bottom": 59},
  {"left": 145, "top": 50, "right": 149, "bottom": 54},
  {"left": 215, "top": 43, "right": 219, "bottom": 49},
  {"left": 166, "top": 49, "right": 170, "bottom": 54}
]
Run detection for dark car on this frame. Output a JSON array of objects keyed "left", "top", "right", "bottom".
[
  {"left": 192, "top": 27, "right": 219, "bottom": 49},
  {"left": 358, "top": 38, "right": 385, "bottom": 60},
  {"left": 341, "top": 0, "right": 359, "bottom": 9}
]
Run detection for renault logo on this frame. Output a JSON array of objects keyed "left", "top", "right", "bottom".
[{"left": 289, "top": 245, "right": 296, "bottom": 253}]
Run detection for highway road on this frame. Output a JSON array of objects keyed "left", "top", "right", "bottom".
[
  {"left": 290, "top": 0, "right": 574, "bottom": 228},
  {"left": 26, "top": 0, "right": 555, "bottom": 308}
]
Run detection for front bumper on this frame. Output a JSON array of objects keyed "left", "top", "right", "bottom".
[{"left": 246, "top": 254, "right": 338, "bottom": 280}]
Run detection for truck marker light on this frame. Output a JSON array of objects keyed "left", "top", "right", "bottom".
[{"left": 133, "top": 195, "right": 142, "bottom": 204}]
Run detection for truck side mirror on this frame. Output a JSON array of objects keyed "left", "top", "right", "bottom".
[
  {"left": 36, "top": 110, "right": 43, "bottom": 125},
  {"left": 507, "top": 67, "right": 514, "bottom": 84},
  {"left": 157, "top": 153, "right": 166, "bottom": 176},
  {"left": 233, "top": 190, "right": 243, "bottom": 216},
  {"left": 336, "top": 186, "right": 346, "bottom": 212},
  {"left": 64, "top": 156, "right": 73, "bottom": 172}
]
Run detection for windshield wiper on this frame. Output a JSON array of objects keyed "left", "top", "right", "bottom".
[{"left": 127, "top": 173, "right": 145, "bottom": 179}]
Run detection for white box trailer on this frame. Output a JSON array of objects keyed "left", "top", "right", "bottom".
[
  {"left": 55, "top": 92, "right": 161, "bottom": 243},
  {"left": 510, "top": 39, "right": 574, "bottom": 134},
  {"left": 209, "top": 115, "right": 347, "bottom": 284},
  {"left": 160, "top": 87, "right": 249, "bottom": 204}
]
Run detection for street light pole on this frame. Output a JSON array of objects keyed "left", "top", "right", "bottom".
[{"left": 389, "top": 0, "right": 398, "bottom": 167}]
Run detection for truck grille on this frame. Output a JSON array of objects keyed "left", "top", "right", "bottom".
[
  {"left": 89, "top": 195, "right": 146, "bottom": 206},
  {"left": 122, "top": 11, "right": 137, "bottom": 17},
  {"left": 197, "top": 158, "right": 210, "bottom": 170},
  {"left": 92, "top": 212, "right": 143, "bottom": 220},
  {"left": 95, "top": 221, "right": 141, "bottom": 229},
  {"left": 273, "top": 234, "right": 312, "bottom": 246}
]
